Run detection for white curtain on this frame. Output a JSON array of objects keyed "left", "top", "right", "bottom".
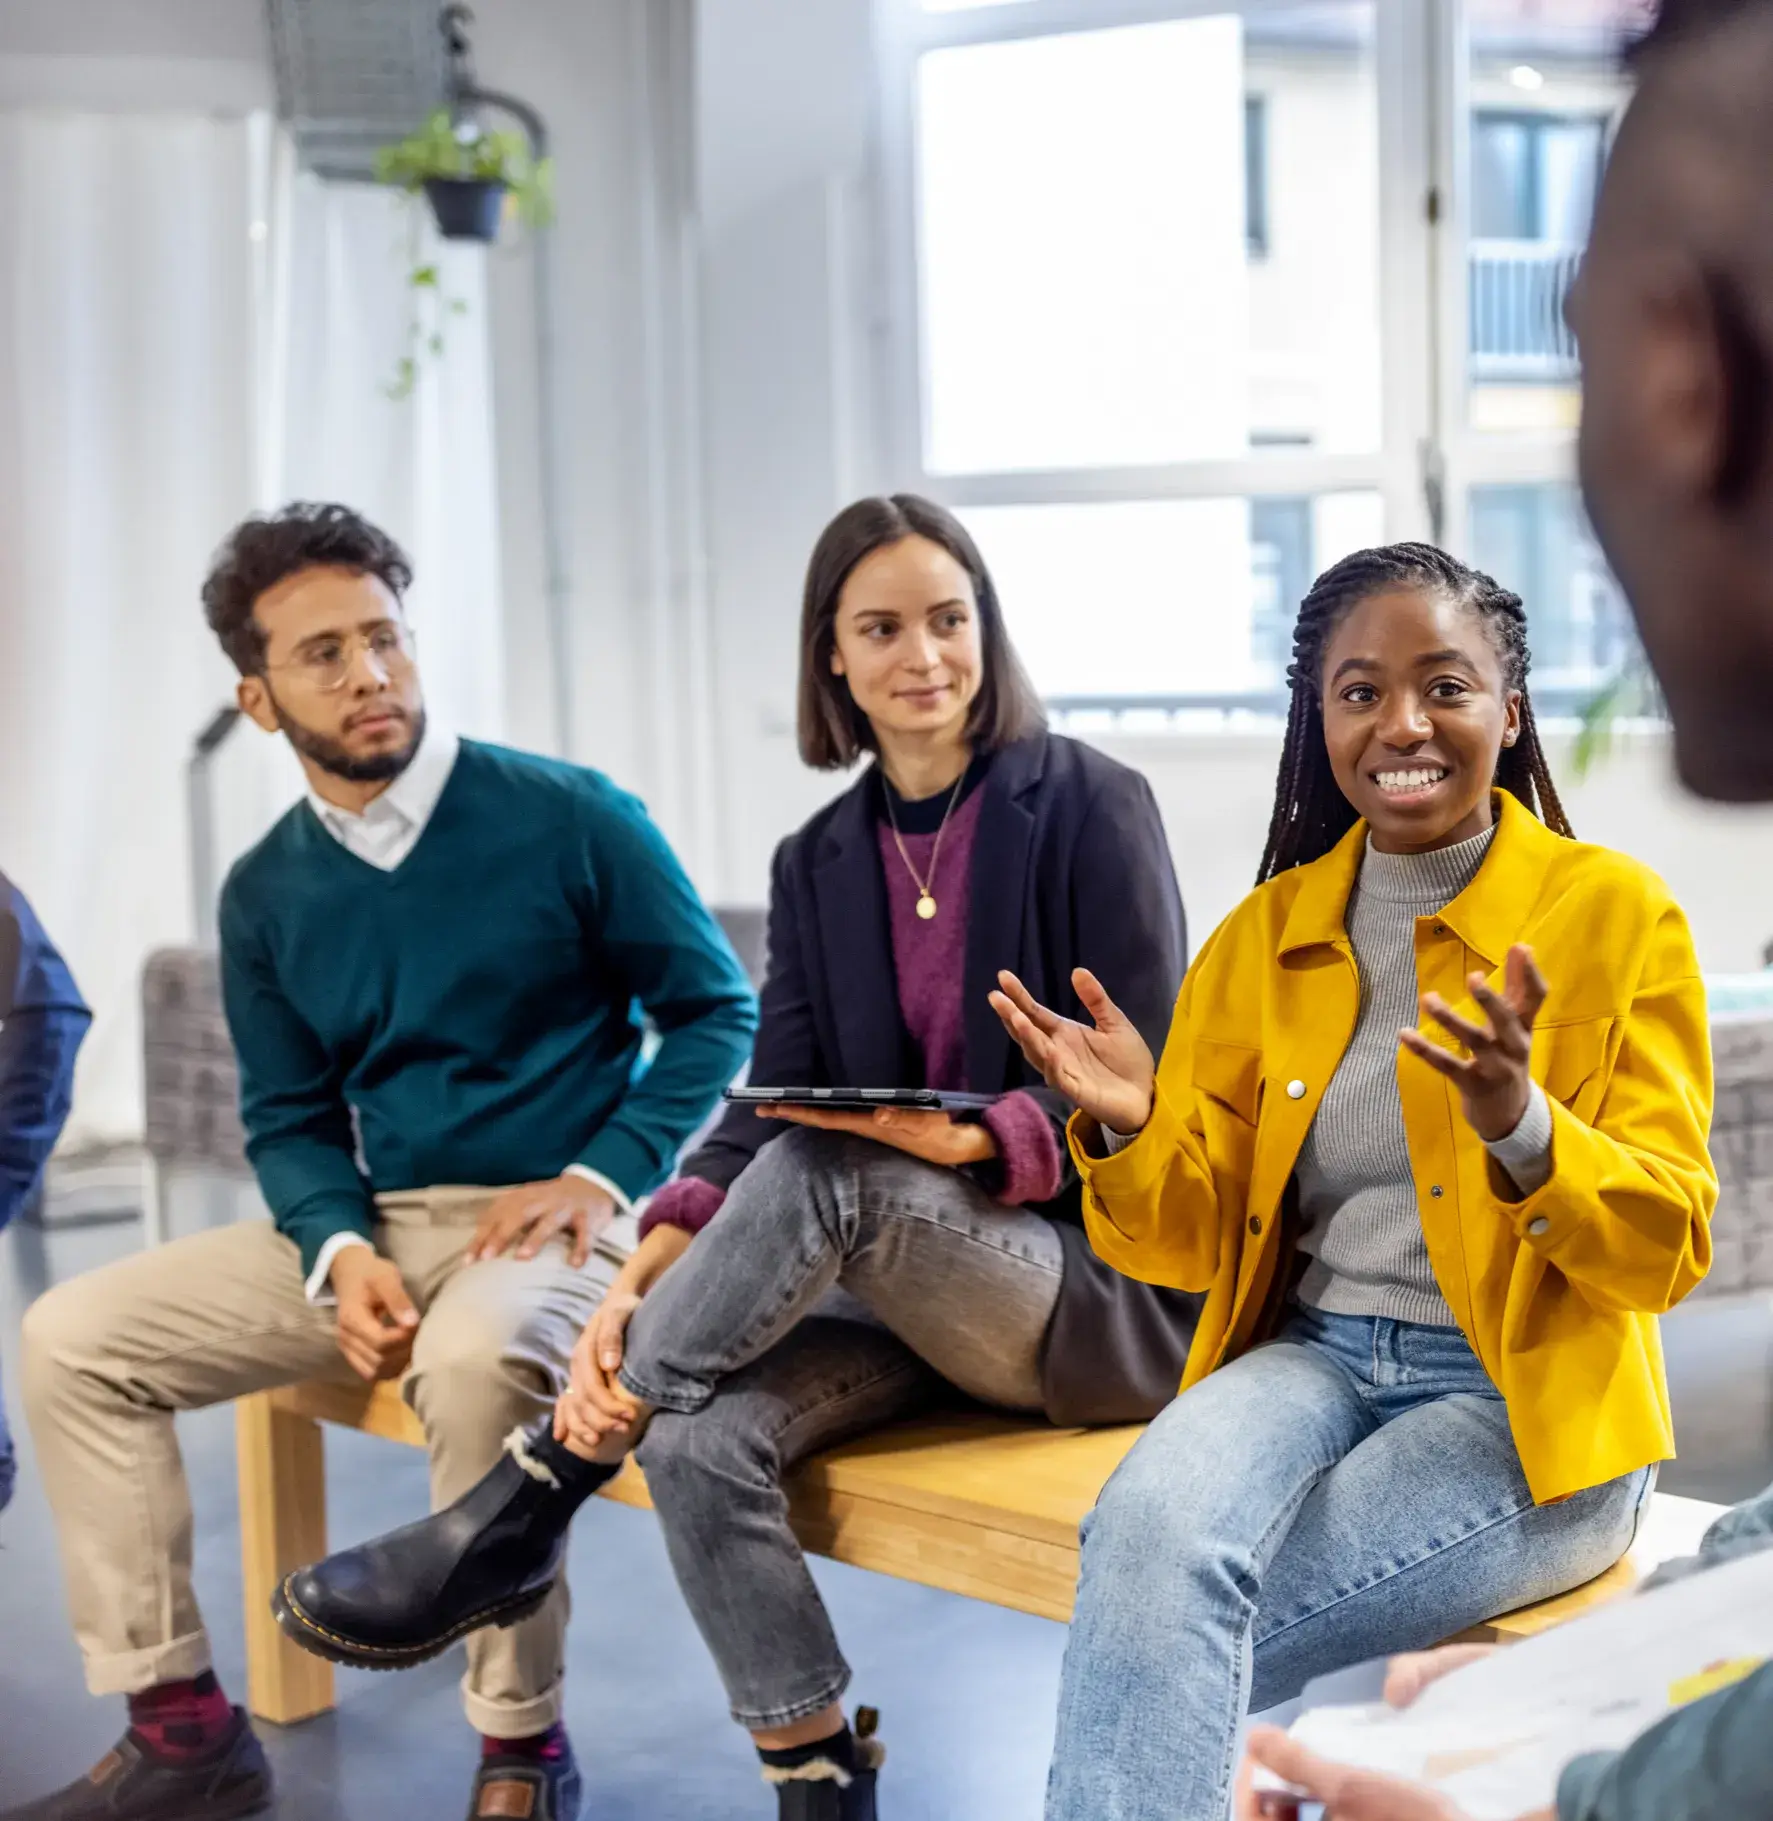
[
  {"left": 0, "top": 112, "right": 258, "bottom": 1146},
  {"left": 0, "top": 110, "right": 505, "bottom": 1148}
]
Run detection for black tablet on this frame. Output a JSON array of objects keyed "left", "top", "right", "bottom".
[{"left": 724, "top": 1086, "right": 999, "bottom": 1114}]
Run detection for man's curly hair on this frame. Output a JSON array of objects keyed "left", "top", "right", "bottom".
[{"left": 202, "top": 502, "right": 413, "bottom": 677}]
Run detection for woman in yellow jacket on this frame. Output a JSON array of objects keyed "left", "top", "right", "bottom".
[{"left": 993, "top": 543, "right": 1716, "bottom": 1821}]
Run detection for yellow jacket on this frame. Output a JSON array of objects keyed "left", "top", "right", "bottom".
[{"left": 1073, "top": 791, "right": 1716, "bottom": 1503}]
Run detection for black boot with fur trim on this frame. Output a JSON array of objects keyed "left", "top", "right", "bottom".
[{"left": 759, "top": 1709, "right": 884, "bottom": 1821}]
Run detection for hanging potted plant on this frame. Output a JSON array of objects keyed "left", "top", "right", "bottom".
[
  {"left": 374, "top": 108, "right": 553, "bottom": 243},
  {"left": 372, "top": 109, "right": 554, "bottom": 399}
]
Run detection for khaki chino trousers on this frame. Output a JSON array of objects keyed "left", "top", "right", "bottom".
[{"left": 20, "top": 1189, "right": 613, "bottom": 1737}]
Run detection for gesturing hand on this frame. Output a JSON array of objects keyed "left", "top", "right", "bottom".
[
  {"left": 1399, "top": 944, "right": 1548, "bottom": 1144},
  {"left": 989, "top": 967, "right": 1156, "bottom": 1139},
  {"left": 329, "top": 1248, "right": 420, "bottom": 1382},
  {"left": 466, "top": 1174, "right": 617, "bottom": 1268}
]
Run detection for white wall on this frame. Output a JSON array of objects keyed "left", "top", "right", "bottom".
[
  {"left": 685, "top": 0, "right": 888, "bottom": 898},
  {"left": 469, "top": 0, "right": 733, "bottom": 883},
  {"left": 0, "top": 0, "right": 267, "bottom": 110}
]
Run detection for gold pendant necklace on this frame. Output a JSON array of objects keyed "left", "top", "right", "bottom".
[{"left": 883, "top": 766, "right": 968, "bottom": 922}]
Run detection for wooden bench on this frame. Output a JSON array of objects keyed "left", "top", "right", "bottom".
[{"left": 236, "top": 1379, "right": 1725, "bottom": 1727}]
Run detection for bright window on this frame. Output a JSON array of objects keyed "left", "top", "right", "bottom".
[
  {"left": 881, "top": 0, "right": 1645, "bottom": 718},
  {"left": 964, "top": 492, "right": 1383, "bottom": 700}
]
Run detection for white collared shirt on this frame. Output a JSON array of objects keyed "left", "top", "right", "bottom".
[
  {"left": 301, "top": 726, "right": 630, "bottom": 1302},
  {"left": 305, "top": 724, "right": 461, "bottom": 873}
]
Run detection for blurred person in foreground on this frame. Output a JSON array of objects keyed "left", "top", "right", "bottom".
[
  {"left": 0, "top": 872, "right": 89, "bottom": 1515},
  {"left": 6, "top": 503, "right": 755, "bottom": 1821},
  {"left": 1236, "top": 0, "right": 1773, "bottom": 1814}
]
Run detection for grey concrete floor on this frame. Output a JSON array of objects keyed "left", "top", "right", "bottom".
[{"left": 2, "top": 1198, "right": 1770, "bottom": 1819}]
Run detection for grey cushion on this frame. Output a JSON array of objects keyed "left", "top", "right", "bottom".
[
  {"left": 1695, "top": 1015, "right": 1773, "bottom": 1299},
  {"left": 141, "top": 948, "right": 249, "bottom": 1173}
]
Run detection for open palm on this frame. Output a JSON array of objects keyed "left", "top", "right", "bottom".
[{"left": 990, "top": 967, "right": 1156, "bottom": 1138}]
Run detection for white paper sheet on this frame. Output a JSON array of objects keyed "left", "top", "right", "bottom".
[{"left": 1264, "top": 1546, "right": 1773, "bottom": 1819}]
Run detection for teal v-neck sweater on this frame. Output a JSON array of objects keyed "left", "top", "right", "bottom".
[{"left": 218, "top": 740, "right": 757, "bottom": 1277}]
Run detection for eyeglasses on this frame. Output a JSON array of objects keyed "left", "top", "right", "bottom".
[{"left": 265, "top": 624, "right": 417, "bottom": 694}]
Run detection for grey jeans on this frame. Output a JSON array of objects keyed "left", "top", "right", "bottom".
[{"left": 620, "top": 1126, "right": 1066, "bottom": 1728}]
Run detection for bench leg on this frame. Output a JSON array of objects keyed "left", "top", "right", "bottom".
[{"left": 236, "top": 1393, "right": 336, "bottom": 1725}]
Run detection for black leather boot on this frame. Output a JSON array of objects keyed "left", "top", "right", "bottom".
[
  {"left": 273, "top": 1422, "right": 619, "bottom": 1670},
  {"left": 763, "top": 1712, "right": 884, "bottom": 1821},
  {"left": 0, "top": 1711, "right": 271, "bottom": 1820}
]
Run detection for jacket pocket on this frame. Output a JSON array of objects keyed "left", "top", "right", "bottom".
[
  {"left": 1536, "top": 1015, "right": 1614, "bottom": 1116},
  {"left": 1193, "top": 1038, "right": 1263, "bottom": 1125}
]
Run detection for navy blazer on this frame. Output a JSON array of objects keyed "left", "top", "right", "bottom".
[
  {"left": 680, "top": 731, "right": 1202, "bottom": 1424},
  {"left": 0, "top": 874, "right": 90, "bottom": 1230}
]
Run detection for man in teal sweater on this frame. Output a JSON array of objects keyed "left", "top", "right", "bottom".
[{"left": 13, "top": 503, "right": 756, "bottom": 1821}]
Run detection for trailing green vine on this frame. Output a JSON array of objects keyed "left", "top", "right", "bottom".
[{"left": 373, "top": 111, "right": 554, "bottom": 400}]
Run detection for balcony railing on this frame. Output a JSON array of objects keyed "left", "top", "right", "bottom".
[{"left": 1469, "top": 239, "right": 1582, "bottom": 384}]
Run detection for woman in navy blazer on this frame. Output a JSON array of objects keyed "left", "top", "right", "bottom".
[
  {"left": 276, "top": 496, "right": 1196, "bottom": 1821},
  {"left": 672, "top": 721, "right": 1198, "bottom": 1425}
]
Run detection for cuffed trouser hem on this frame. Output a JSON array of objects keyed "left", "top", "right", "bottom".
[
  {"left": 85, "top": 1629, "right": 213, "bottom": 1698},
  {"left": 461, "top": 1673, "right": 566, "bottom": 1739},
  {"left": 730, "top": 1668, "right": 853, "bottom": 1734},
  {"left": 617, "top": 1363, "right": 709, "bottom": 1415}
]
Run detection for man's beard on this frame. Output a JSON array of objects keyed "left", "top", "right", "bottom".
[{"left": 273, "top": 697, "right": 427, "bottom": 784}]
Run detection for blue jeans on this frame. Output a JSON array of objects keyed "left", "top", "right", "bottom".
[
  {"left": 621, "top": 1129, "right": 1066, "bottom": 1728},
  {"left": 1045, "top": 1307, "right": 1652, "bottom": 1821}
]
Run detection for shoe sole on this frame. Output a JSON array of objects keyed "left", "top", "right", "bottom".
[
  {"left": 271, "top": 1577, "right": 552, "bottom": 1670},
  {"left": 176, "top": 1784, "right": 274, "bottom": 1821}
]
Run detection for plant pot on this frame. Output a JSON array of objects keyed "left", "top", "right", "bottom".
[{"left": 424, "top": 177, "right": 507, "bottom": 242}]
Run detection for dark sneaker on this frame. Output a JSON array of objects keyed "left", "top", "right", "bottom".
[
  {"left": 274, "top": 1423, "right": 617, "bottom": 1671},
  {"left": 765, "top": 1711, "right": 884, "bottom": 1821},
  {"left": 0, "top": 1711, "right": 271, "bottom": 1820},
  {"left": 468, "top": 1743, "right": 583, "bottom": 1821}
]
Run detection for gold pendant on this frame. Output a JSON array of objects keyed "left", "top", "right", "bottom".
[{"left": 916, "top": 892, "right": 938, "bottom": 921}]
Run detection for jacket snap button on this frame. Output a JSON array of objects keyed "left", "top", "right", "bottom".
[
  {"left": 1527, "top": 1217, "right": 1551, "bottom": 1237},
  {"left": 1430, "top": 1184, "right": 1444, "bottom": 1198},
  {"left": 1286, "top": 1079, "right": 1306, "bottom": 1100},
  {"left": 1248, "top": 1215, "right": 1262, "bottom": 1236}
]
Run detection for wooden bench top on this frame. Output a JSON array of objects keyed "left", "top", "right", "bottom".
[{"left": 260, "top": 1377, "right": 1723, "bottom": 1638}]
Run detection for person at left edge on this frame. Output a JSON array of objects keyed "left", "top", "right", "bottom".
[
  {"left": 9, "top": 503, "right": 756, "bottom": 1821},
  {"left": 0, "top": 872, "right": 90, "bottom": 1516}
]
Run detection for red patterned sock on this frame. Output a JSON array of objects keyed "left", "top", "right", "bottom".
[
  {"left": 482, "top": 1722, "right": 569, "bottom": 1763},
  {"left": 127, "top": 1672, "right": 235, "bottom": 1762}
]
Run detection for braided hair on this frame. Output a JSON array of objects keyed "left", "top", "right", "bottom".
[{"left": 1255, "top": 542, "right": 1572, "bottom": 884}]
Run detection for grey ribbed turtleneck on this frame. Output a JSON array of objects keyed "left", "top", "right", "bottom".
[
  {"left": 1293, "top": 826, "right": 1500, "bottom": 1328},
  {"left": 1103, "top": 821, "right": 1554, "bottom": 1326}
]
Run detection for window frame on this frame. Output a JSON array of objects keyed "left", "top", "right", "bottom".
[
  {"left": 874, "top": 0, "right": 1623, "bottom": 717},
  {"left": 1244, "top": 91, "right": 1272, "bottom": 259}
]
